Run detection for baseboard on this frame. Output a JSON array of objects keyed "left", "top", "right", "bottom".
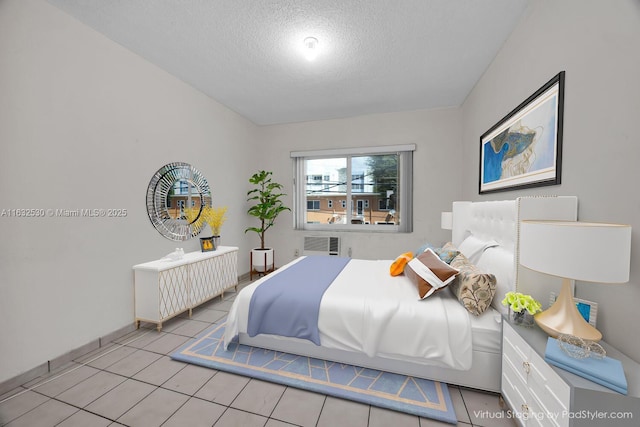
[
  {"left": 100, "top": 323, "right": 137, "bottom": 345},
  {"left": 48, "top": 338, "right": 101, "bottom": 374},
  {"left": 0, "top": 322, "right": 137, "bottom": 396},
  {"left": 0, "top": 273, "right": 246, "bottom": 396},
  {"left": 0, "top": 362, "right": 49, "bottom": 398}
]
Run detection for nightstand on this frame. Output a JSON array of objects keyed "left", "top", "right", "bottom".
[{"left": 501, "top": 316, "right": 640, "bottom": 426}]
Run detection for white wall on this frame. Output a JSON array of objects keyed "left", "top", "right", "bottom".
[
  {"left": 257, "top": 107, "right": 463, "bottom": 264},
  {"left": 0, "top": 0, "right": 257, "bottom": 383},
  {"left": 461, "top": 0, "right": 640, "bottom": 361}
]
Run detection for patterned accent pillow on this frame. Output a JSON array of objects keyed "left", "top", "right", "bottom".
[
  {"left": 415, "top": 242, "right": 459, "bottom": 264},
  {"left": 435, "top": 247, "right": 460, "bottom": 264},
  {"left": 449, "top": 253, "right": 497, "bottom": 316}
]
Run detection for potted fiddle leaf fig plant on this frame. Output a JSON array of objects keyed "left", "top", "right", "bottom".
[{"left": 245, "top": 170, "right": 290, "bottom": 273}]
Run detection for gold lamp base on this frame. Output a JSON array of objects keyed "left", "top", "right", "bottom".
[{"left": 534, "top": 278, "right": 602, "bottom": 342}]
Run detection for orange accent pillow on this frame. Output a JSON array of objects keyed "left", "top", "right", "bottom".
[{"left": 390, "top": 252, "right": 413, "bottom": 276}]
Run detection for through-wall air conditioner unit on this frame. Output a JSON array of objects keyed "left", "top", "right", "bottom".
[{"left": 303, "top": 236, "right": 340, "bottom": 256}]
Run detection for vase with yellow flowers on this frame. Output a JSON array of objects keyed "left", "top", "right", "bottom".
[
  {"left": 202, "top": 206, "right": 228, "bottom": 250},
  {"left": 502, "top": 291, "right": 542, "bottom": 327}
]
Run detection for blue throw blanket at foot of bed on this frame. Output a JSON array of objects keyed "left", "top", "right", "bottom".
[{"left": 247, "top": 256, "right": 351, "bottom": 345}]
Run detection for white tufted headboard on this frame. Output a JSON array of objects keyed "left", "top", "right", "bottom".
[{"left": 451, "top": 196, "right": 578, "bottom": 314}]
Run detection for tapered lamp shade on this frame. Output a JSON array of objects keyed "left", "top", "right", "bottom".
[{"left": 519, "top": 220, "right": 631, "bottom": 341}]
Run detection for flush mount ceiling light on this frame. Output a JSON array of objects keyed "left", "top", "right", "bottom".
[{"left": 303, "top": 37, "right": 319, "bottom": 61}]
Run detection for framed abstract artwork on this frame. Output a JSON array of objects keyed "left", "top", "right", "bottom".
[{"left": 479, "top": 71, "right": 565, "bottom": 194}]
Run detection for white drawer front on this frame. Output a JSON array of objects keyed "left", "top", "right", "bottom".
[
  {"left": 502, "top": 322, "right": 571, "bottom": 427},
  {"left": 528, "top": 349, "right": 570, "bottom": 427},
  {"left": 502, "top": 364, "right": 529, "bottom": 426},
  {"left": 529, "top": 392, "right": 568, "bottom": 427},
  {"left": 527, "top": 395, "right": 557, "bottom": 427},
  {"left": 503, "top": 324, "right": 532, "bottom": 383}
]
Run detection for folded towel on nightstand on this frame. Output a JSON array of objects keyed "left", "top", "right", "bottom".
[{"left": 544, "top": 337, "right": 627, "bottom": 394}]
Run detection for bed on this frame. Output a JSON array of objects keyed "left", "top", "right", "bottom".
[{"left": 224, "top": 196, "right": 577, "bottom": 392}]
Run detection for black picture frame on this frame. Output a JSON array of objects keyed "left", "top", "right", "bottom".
[
  {"left": 479, "top": 71, "right": 565, "bottom": 194},
  {"left": 199, "top": 236, "right": 214, "bottom": 252}
]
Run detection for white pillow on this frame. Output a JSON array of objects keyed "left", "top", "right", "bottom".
[
  {"left": 476, "top": 246, "right": 514, "bottom": 315},
  {"left": 458, "top": 235, "right": 499, "bottom": 264}
]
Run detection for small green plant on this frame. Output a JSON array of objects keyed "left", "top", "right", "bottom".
[
  {"left": 502, "top": 291, "right": 542, "bottom": 315},
  {"left": 245, "top": 171, "right": 290, "bottom": 249}
]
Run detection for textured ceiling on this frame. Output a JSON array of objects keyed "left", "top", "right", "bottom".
[{"left": 48, "top": 0, "right": 529, "bottom": 125}]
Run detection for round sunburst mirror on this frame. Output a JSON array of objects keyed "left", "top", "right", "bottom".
[{"left": 146, "top": 162, "right": 212, "bottom": 241}]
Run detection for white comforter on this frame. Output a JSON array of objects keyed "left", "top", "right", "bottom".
[{"left": 224, "top": 257, "right": 473, "bottom": 370}]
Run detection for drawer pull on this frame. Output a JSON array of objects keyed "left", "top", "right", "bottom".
[{"left": 522, "top": 361, "right": 530, "bottom": 374}]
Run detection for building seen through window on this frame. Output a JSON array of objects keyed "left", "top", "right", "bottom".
[
  {"left": 292, "top": 144, "right": 413, "bottom": 232},
  {"left": 303, "top": 155, "right": 398, "bottom": 226}
]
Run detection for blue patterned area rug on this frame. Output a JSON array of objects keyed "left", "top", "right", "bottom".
[{"left": 171, "top": 321, "right": 457, "bottom": 424}]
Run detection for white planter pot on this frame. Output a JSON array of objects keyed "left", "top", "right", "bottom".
[{"left": 251, "top": 248, "right": 274, "bottom": 272}]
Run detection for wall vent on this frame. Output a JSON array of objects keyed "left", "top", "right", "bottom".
[{"left": 303, "top": 236, "right": 340, "bottom": 256}]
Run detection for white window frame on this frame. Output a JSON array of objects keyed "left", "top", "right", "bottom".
[{"left": 291, "top": 144, "right": 414, "bottom": 232}]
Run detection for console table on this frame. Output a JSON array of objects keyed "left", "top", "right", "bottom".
[
  {"left": 502, "top": 316, "right": 639, "bottom": 426},
  {"left": 133, "top": 246, "right": 238, "bottom": 330}
]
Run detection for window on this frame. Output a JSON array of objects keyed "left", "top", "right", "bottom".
[
  {"left": 378, "top": 197, "right": 390, "bottom": 211},
  {"left": 352, "top": 173, "right": 365, "bottom": 191},
  {"left": 292, "top": 144, "right": 414, "bottom": 232}
]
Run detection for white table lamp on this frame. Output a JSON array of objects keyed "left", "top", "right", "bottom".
[{"left": 519, "top": 220, "right": 631, "bottom": 341}]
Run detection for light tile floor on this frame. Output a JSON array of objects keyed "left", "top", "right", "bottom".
[{"left": 0, "top": 281, "right": 517, "bottom": 427}]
